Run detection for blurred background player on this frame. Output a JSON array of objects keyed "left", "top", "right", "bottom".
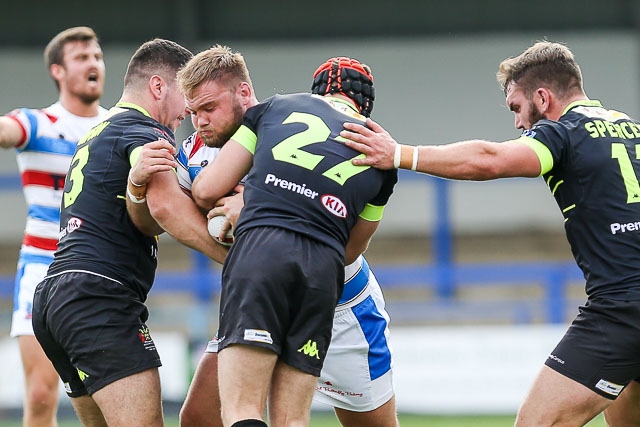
[
  {"left": 190, "top": 50, "right": 397, "bottom": 425},
  {"left": 0, "top": 26, "right": 106, "bottom": 427}
]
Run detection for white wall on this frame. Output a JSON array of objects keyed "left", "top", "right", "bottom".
[
  {"left": 0, "top": 332, "right": 189, "bottom": 408},
  {"left": 0, "top": 31, "right": 637, "bottom": 241},
  {"left": 0, "top": 325, "right": 567, "bottom": 414}
]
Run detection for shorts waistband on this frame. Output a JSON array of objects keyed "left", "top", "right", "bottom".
[{"left": 338, "top": 257, "right": 370, "bottom": 305}]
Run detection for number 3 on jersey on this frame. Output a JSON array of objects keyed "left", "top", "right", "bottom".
[
  {"left": 63, "top": 121, "right": 108, "bottom": 208},
  {"left": 271, "top": 112, "right": 368, "bottom": 186},
  {"left": 63, "top": 143, "right": 89, "bottom": 208}
]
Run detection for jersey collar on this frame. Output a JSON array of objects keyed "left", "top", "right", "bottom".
[
  {"left": 562, "top": 99, "right": 603, "bottom": 116},
  {"left": 114, "top": 101, "right": 152, "bottom": 118}
]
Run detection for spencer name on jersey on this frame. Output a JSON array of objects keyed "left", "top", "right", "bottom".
[
  {"left": 233, "top": 93, "right": 397, "bottom": 254},
  {"left": 522, "top": 100, "right": 640, "bottom": 297},
  {"left": 48, "top": 105, "right": 175, "bottom": 299}
]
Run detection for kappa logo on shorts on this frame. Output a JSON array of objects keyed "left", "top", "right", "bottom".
[
  {"left": 595, "top": 379, "right": 624, "bottom": 396},
  {"left": 244, "top": 329, "right": 273, "bottom": 344},
  {"left": 298, "top": 339, "right": 320, "bottom": 359},
  {"left": 76, "top": 368, "right": 89, "bottom": 382}
]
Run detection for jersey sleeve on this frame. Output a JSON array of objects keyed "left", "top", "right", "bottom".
[
  {"left": 175, "top": 138, "right": 192, "bottom": 191},
  {"left": 233, "top": 97, "right": 275, "bottom": 154},
  {"left": 359, "top": 169, "right": 398, "bottom": 221},
  {"left": 517, "top": 121, "right": 567, "bottom": 175},
  {"left": 7, "top": 108, "right": 35, "bottom": 150}
]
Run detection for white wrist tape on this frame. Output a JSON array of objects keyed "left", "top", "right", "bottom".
[
  {"left": 128, "top": 171, "right": 145, "bottom": 187},
  {"left": 411, "top": 146, "right": 419, "bottom": 171},
  {"left": 127, "top": 186, "right": 146, "bottom": 204},
  {"left": 393, "top": 144, "right": 401, "bottom": 169}
]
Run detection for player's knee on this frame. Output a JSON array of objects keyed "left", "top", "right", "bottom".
[
  {"left": 28, "top": 379, "right": 58, "bottom": 402},
  {"left": 25, "top": 382, "right": 58, "bottom": 418},
  {"left": 178, "top": 406, "right": 201, "bottom": 427}
]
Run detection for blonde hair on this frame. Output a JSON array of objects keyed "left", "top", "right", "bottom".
[
  {"left": 177, "top": 45, "right": 252, "bottom": 98},
  {"left": 497, "top": 41, "right": 583, "bottom": 100}
]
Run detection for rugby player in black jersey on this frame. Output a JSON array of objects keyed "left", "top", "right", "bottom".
[
  {"left": 342, "top": 40, "right": 640, "bottom": 427},
  {"left": 31, "top": 39, "right": 227, "bottom": 427},
  {"left": 187, "top": 52, "right": 398, "bottom": 426}
]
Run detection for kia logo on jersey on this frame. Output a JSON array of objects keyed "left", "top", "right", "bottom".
[{"left": 321, "top": 194, "right": 347, "bottom": 218}]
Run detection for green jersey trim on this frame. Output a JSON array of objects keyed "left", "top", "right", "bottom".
[
  {"left": 360, "top": 203, "right": 385, "bottom": 221},
  {"left": 516, "top": 135, "right": 554, "bottom": 175},
  {"left": 233, "top": 125, "right": 257, "bottom": 154}
]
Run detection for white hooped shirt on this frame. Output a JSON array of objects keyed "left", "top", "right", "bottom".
[{"left": 8, "top": 102, "right": 107, "bottom": 258}]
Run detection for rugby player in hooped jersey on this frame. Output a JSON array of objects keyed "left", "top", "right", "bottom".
[
  {"left": 0, "top": 26, "right": 107, "bottom": 427},
  {"left": 128, "top": 45, "right": 399, "bottom": 427},
  {"left": 187, "top": 48, "right": 397, "bottom": 425}
]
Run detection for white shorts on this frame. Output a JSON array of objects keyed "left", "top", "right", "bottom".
[
  {"left": 11, "top": 254, "right": 52, "bottom": 337},
  {"left": 205, "top": 256, "right": 395, "bottom": 412}
]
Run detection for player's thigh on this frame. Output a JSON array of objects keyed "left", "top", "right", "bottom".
[
  {"left": 604, "top": 380, "right": 640, "bottom": 426},
  {"left": 11, "top": 260, "right": 49, "bottom": 337},
  {"left": 17, "top": 335, "right": 59, "bottom": 387},
  {"left": 218, "top": 345, "right": 277, "bottom": 420},
  {"left": 334, "top": 395, "right": 399, "bottom": 427},
  {"left": 91, "top": 367, "right": 163, "bottom": 427},
  {"left": 180, "top": 351, "right": 222, "bottom": 427},
  {"left": 269, "top": 360, "right": 318, "bottom": 425},
  {"left": 515, "top": 365, "right": 611, "bottom": 427},
  {"left": 69, "top": 395, "right": 108, "bottom": 427}
]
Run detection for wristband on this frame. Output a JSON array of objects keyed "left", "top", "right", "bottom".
[
  {"left": 127, "top": 186, "right": 147, "bottom": 204},
  {"left": 411, "top": 146, "right": 419, "bottom": 171},
  {"left": 128, "top": 171, "right": 146, "bottom": 188},
  {"left": 393, "top": 144, "right": 401, "bottom": 169}
]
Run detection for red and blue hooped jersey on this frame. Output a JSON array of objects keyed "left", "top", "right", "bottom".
[{"left": 8, "top": 102, "right": 107, "bottom": 259}]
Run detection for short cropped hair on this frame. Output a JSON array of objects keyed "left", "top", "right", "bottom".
[
  {"left": 177, "top": 44, "right": 252, "bottom": 99},
  {"left": 124, "top": 38, "right": 193, "bottom": 90},
  {"left": 497, "top": 41, "right": 583, "bottom": 100}
]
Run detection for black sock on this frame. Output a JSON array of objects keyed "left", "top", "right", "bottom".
[{"left": 231, "top": 419, "right": 268, "bottom": 427}]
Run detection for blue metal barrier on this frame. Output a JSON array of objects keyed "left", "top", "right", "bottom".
[
  {"left": 0, "top": 172, "right": 584, "bottom": 324},
  {"left": 0, "top": 259, "right": 583, "bottom": 324}
]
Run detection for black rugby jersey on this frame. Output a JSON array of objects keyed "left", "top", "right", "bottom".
[
  {"left": 48, "top": 102, "right": 174, "bottom": 299},
  {"left": 232, "top": 93, "right": 397, "bottom": 254},
  {"left": 520, "top": 100, "right": 640, "bottom": 297}
]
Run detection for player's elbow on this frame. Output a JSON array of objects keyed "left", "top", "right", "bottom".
[
  {"left": 190, "top": 183, "right": 210, "bottom": 210},
  {"left": 147, "top": 196, "right": 174, "bottom": 226}
]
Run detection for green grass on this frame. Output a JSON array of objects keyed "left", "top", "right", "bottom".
[{"left": 0, "top": 411, "right": 607, "bottom": 426}]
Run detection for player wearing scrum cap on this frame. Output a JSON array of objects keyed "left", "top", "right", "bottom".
[{"left": 188, "top": 50, "right": 397, "bottom": 427}]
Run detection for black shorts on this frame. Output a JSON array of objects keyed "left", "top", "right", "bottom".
[
  {"left": 32, "top": 271, "right": 161, "bottom": 397},
  {"left": 545, "top": 295, "right": 640, "bottom": 399},
  {"left": 218, "top": 227, "right": 344, "bottom": 376}
]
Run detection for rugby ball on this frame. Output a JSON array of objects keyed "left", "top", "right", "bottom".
[{"left": 208, "top": 215, "right": 234, "bottom": 246}]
